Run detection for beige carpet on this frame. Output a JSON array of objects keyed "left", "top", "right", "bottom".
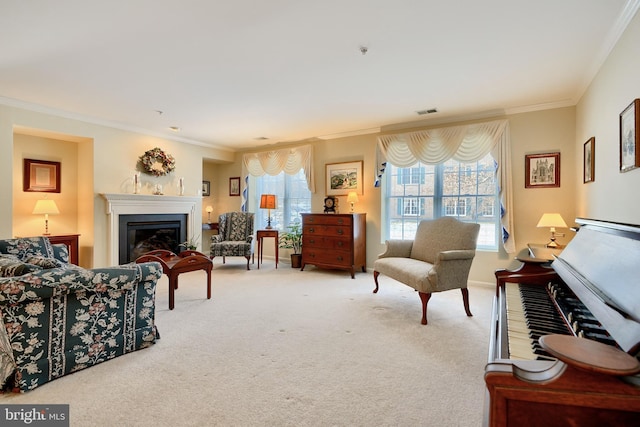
[{"left": 1, "top": 260, "right": 495, "bottom": 426}]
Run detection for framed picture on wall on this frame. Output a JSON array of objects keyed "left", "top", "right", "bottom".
[
  {"left": 202, "top": 180, "right": 210, "bottom": 197},
  {"left": 620, "top": 98, "right": 640, "bottom": 173},
  {"left": 583, "top": 137, "right": 595, "bottom": 183},
  {"left": 525, "top": 152, "right": 560, "bottom": 188},
  {"left": 325, "top": 161, "right": 363, "bottom": 196},
  {"left": 229, "top": 177, "right": 240, "bottom": 196},
  {"left": 23, "top": 159, "right": 61, "bottom": 193}
]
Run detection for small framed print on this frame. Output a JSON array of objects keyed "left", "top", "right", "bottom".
[
  {"left": 23, "top": 159, "right": 61, "bottom": 193},
  {"left": 229, "top": 176, "right": 241, "bottom": 196},
  {"left": 202, "top": 180, "right": 210, "bottom": 197},
  {"left": 583, "top": 137, "right": 595, "bottom": 183},
  {"left": 525, "top": 152, "right": 560, "bottom": 188},
  {"left": 325, "top": 161, "right": 363, "bottom": 196},
  {"left": 620, "top": 98, "right": 640, "bottom": 173}
]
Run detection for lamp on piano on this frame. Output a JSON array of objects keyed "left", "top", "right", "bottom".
[
  {"left": 537, "top": 213, "right": 567, "bottom": 248},
  {"left": 259, "top": 194, "right": 277, "bottom": 229}
]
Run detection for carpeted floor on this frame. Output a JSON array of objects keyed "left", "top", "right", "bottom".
[{"left": 2, "top": 261, "right": 495, "bottom": 426}]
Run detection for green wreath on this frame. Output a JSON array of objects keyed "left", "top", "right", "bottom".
[{"left": 139, "top": 147, "right": 176, "bottom": 177}]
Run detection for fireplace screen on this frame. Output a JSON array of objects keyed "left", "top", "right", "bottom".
[{"left": 119, "top": 214, "right": 187, "bottom": 264}]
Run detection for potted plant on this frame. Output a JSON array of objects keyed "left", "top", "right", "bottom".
[
  {"left": 278, "top": 222, "right": 303, "bottom": 268},
  {"left": 178, "top": 235, "right": 200, "bottom": 251}
]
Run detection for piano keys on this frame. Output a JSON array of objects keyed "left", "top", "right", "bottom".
[{"left": 485, "top": 218, "right": 640, "bottom": 426}]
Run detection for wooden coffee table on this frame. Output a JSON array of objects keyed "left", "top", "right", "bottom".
[{"left": 135, "top": 249, "right": 213, "bottom": 310}]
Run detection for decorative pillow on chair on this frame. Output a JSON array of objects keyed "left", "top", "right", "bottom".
[
  {"left": 0, "top": 255, "right": 42, "bottom": 277},
  {"left": 23, "top": 256, "right": 64, "bottom": 269}
]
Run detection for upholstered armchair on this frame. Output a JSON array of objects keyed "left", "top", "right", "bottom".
[
  {"left": 373, "top": 217, "right": 480, "bottom": 325},
  {"left": 210, "top": 212, "right": 254, "bottom": 270}
]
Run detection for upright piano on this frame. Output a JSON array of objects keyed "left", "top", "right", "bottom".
[{"left": 485, "top": 218, "right": 640, "bottom": 426}]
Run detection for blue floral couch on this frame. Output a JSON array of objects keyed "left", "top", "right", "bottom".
[{"left": 0, "top": 237, "right": 162, "bottom": 392}]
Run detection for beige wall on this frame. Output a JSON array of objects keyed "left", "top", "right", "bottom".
[
  {"left": 575, "top": 10, "right": 640, "bottom": 222},
  {"left": 1, "top": 104, "right": 234, "bottom": 267},
  {"left": 1, "top": 12, "right": 637, "bottom": 279},
  {"left": 12, "top": 134, "right": 80, "bottom": 239},
  {"left": 213, "top": 107, "right": 577, "bottom": 284}
]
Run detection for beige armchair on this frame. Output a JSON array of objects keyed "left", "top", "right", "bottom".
[{"left": 373, "top": 217, "right": 480, "bottom": 325}]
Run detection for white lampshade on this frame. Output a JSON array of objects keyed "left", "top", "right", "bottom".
[
  {"left": 32, "top": 199, "right": 60, "bottom": 215},
  {"left": 537, "top": 213, "right": 567, "bottom": 248},
  {"left": 33, "top": 199, "right": 60, "bottom": 235},
  {"left": 347, "top": 191, "right": 359, "bottom": 213},
  {"left": 536, "top": 213, "right": 567, "bottom": 229}
]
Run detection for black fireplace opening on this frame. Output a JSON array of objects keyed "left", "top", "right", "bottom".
[{"left": 119, "top": 214, "right": 188, "bottom": 264}]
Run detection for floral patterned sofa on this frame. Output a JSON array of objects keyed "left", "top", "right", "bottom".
[{"left": 0, "top": 237, "right": 163, "bottom": 392}]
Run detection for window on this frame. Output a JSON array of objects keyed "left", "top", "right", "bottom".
[
  {"left": 252, "top": 169, "right": 311, "bottom": 230},
  {"left": 383, "top": 153, "right": 499, "bottom": 249}
]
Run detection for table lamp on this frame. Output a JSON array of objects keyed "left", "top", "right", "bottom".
[
  {"left": 347, "top": 191, "right": 359, "bottom": 213},
  {"left": 206, "top": 205, "right": 213, "bottom": 223},
  {"left": 33, "top": 199, "right": 60, "bottom": 235},
  {"left": 259, "top": 194, "right": 277, "bottom": 229},
  {"left": 537, "top": 213, "right": 567, "bottom": 248}
]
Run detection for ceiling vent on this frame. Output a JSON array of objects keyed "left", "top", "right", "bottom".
[{"left": 416, "top": 108, "right": 438, "bottom": 115}]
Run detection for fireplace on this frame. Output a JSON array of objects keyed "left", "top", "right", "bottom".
[
  {"left": 101, "top": 193, "right": 200, "bottom": 266},
  {"left": 118, "top": 214, "right": 187, "bottom": 264}
]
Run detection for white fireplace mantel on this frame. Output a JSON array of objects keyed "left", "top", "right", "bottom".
[{"left": 101, "top": 193, "right": 200, "bottom": 265}]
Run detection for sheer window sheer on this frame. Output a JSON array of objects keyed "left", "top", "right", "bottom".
[{"left": 375, "top": 119, "right": 515, "bottom": 253}]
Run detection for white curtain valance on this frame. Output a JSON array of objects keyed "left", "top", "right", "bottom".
[
  {"left": 375, "top": 119, "right": 515, "bottom": 253},
  {"left": 376, "top": 119, "right": 508, "bottom": 170},
  {"left": 240, "top": 144, "right": 315, "bottom": 211}
]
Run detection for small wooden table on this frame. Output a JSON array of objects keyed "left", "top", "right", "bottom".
[
  {"left": 47, "top": 234, "right": 80, "bottom": 265},
  {"left": 256, "top": 229, "right": 278, "bottom": 269},
  {"left": 135, "top": 249, "right": 212, "bottom": 310}
]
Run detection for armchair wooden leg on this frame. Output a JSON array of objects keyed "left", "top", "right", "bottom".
[
  {"left": 373, "top": 270, "right": 380, "bottom": 293},
  {"left": 461, "top": 288, "right": 473, "bottom": 317},
  {"left": 418, "top": 292, "right": 431, "bottom": 325},
  {"left": 245, "top": 256, "right": 250, "bottom": 270}
]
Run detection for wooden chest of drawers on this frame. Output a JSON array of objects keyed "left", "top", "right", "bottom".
[{"left": 300, "top": 213, "right": 366, "bottom": 278}]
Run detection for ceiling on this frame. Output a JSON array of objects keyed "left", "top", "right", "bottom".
[{"left": 1, "top": 1, "right": 637, "bottom": 151}]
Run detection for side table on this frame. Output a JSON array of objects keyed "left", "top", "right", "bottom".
[
  {"left": 135, "top": 249, "right": 212, "bottom": 310},
  {"left": 256, "top": 229, "right": 278, "bottom": 269},
  {"left": 47, "top": 234, "right": 80, "bottom": 265}
]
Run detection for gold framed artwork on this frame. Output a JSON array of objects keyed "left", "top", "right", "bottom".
[
  {"left": 229, "top": 176, "right": 240, "bottom": 196},
  {"left": 583, "top": 137, "right": 595, "bottom": 183},
  {"left": 325, "top": 161, "right": 363, "bottom": 196},
  {"left": 202, "top": 180, "right": 211, "bottom": 196},
  {"left": 525, "top": 152, "right": 560, "bottom": 188},
  {"left": 23, "top": 159, "right": 61, "bottom": 193},
  {"left": 620, "top": 98, "right": 640, "bottom": 173}
]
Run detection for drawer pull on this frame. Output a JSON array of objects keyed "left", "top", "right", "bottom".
[
  {"left": 337, "top": 229, "right": 344, "bottom": 235},
  {"left": 337, "top": 241, "right": 344, "bottom": 247},
  {"left": 308, "top": 239, "right": 315, "bottom": 244},
  {"left": 337, "top": 219, "right": 344, "bottom": 224},
  {"left": 337, "top": 256, "right": 343, "bottom": 261},
  {"left": 308, "top": 227, "right": 315, "bottom": 233}
]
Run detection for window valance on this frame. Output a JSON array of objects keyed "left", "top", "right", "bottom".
[
  {"left": 242, "top": 144, "right": 315, "bottom": 192},
  {"left": 240, "top": 144, "right": 315, "bottom": 211},
  {"left": 375, "top": 119, "right": 515, "bottom": 253}
]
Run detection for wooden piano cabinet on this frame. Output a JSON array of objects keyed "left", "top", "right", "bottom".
[
  {"left": 484, "top": 362, "right": 640, "bottom": 427},
  {"left": 300, "top": 213, "right": 366, "bottom": 278},
  {"left": 47, "top": 234, "right": 80, "bottom": 265},
  {"left": 494, "top": 256, "right": 558, "bottom": 296}
]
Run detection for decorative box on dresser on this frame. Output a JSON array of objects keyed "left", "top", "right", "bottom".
[{"left": 300, "top": 213, "right": 366, "bottom": 278}]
